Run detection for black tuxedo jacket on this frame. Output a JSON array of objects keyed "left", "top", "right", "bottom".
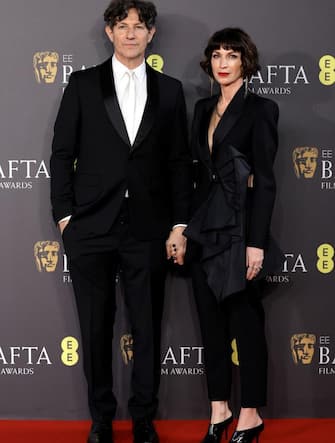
[
  {"left": 50, "top": 58, "right": 192, "bottom": 241},
  {"left": 190, "top": 85, "right": 279, "bottom": 250}
]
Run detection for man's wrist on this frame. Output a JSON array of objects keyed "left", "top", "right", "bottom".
[
  {"left": 172, "top": 223, "right": 187, "bottom": 230},
  {"left": 58, "top": 215, "right": 72, "bottom": 225}
]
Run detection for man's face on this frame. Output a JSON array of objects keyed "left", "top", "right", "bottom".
[
  {"left": 37, "top": 55, "right": 58, "bottom": 83},
  {"left": 295, "top": 337, "right": 315, "bottom": 364},
  {"left": 297, "top": 151, "right": 318, "bottom": 178},
  {"left": 39, "top": 244, "right": 59, "bottom": 272},
  {"left": 105, "top": 8, "right": 155, "bottom": 68}
]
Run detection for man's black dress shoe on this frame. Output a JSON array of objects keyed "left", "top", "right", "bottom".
[
  {"left": 133, "top": 418, "right": 159, "bottom": 443},
  {"left": 87, "top": 422, "right": 113, "bottom": 443}
]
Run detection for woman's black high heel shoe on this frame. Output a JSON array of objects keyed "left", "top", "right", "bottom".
[
  {"left": 229, "top": 422, "right": 264, "bottom": 443},
  {"left": 201, "top": 415, "right": 234, "bottom": 442}
]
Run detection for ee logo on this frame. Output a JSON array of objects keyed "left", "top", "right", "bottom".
[
  {"left": 61, "top": 336, "right": 79, "bottom": 366},
  {"left": 317, "top": 243, "right": 334, "bottom": 274},
  {"left": 319, "top": 55, "right": 335, "bottom": 86},
  {"left": 146, "top": 54, "right": 164, "bottom": 73}
]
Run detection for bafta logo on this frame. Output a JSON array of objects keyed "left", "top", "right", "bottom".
[
  {"left": 33, "top": 51, "right": 59, "bottom": 84},
  {"left": 120, "top": 334, "right": 134, "bottom": 365},
  {"left": 291, "top": 333, "right": 316, "bottom": 365},
  {"left": 292, "top": 147, "right": 319, "bottom": 179},
  {"left": 34, "top": 241, "right": 60, "bottom": 273}
]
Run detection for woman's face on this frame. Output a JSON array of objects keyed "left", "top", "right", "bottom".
[{"left": 211, "top": 47, "right": 243, "bottom": 87}]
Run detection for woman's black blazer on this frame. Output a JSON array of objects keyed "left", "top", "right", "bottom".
[{"left": 190, "top": 85, "right": 279, "bottom": 250}]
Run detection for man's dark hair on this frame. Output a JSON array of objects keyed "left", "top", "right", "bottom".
[
  {"left": 200, "top": 28, "right": 260, "bottom": 80},
  {"left": 104, "top": 0, "right": 157, "bottom": 30}
]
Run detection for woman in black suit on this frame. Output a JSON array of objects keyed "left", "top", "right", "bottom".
[{"left": 184, "top": 28, "right": 279, "bottom": 443}]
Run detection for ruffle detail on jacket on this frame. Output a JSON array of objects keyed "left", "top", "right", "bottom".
[{"left": 184, "top": 145, "right": 251, "bottom": 301}]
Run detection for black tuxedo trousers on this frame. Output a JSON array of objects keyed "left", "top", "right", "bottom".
[
  {"left": 191, "top": 262, "right": 267, "bottom": 407},
  {"left": 63, "top": 200, "right": 166, "bottom": 421}
]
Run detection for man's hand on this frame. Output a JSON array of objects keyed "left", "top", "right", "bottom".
[
  {"left": 246, "top": 246, "right": 264, "bottom": 280},
  {"left": 58, "top": 219, "right": 70, "bottom": 235},
  {"left": 166, "top": 226, "right": 187, "bottom": 265}
]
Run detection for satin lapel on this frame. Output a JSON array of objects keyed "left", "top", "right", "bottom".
[
  {"left": 99, "top": 58, "right": 130, "bottom": 146},
  {"left": 131, "top": 64, "right": 158, "bottom": 152},
  {"left": 213, "top": 85, "right": 247, "bottom": 148}
]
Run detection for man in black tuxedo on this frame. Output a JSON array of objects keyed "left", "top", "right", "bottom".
[{"left": 50, "top": 1, "right": 191, "bottom": 442}]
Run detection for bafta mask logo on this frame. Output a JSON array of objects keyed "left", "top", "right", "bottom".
[
  {"left": 291, "top": 333, "right": 316, "bottom": 365},
  {"left": 34, "top": 241, "right": 60, "bottom": 273},
  {"left": 292, "top": 147, "right": 319, "bottom": 179},
  {"left": 33, "top": 51, "right": 59, "bottom": 84},
  {"left": 120, "top": 334, "right": 134, "bottom": 365}
]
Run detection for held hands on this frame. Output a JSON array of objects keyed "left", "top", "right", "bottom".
[
  {"left": 166, "top": 226, "right": 187, "bottom": 265},
  {"left": 246, "top": 246, "right": 264, "bottom": 280}
]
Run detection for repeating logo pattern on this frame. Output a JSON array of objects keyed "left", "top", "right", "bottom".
[
  {"left": 319, "top": 55, "right": 335, "bottom": 86},
  {"left": 34, "top": 241, "right": 60, "bottom": 273},
  {"left": 61, "top": 337, "right": 79, "bottom": 367},
  {"left": 33, "top": 51, "right": 59, "bottom": 84},
  {"left": 291, "top": 333, "right": 316, "bottom": 365},
  {"left": 292, "top": 147, "right": 319, "bottom": 179},
  {"left": 317, "top": 243, "right": 335, "bottom": 274},
  {"left": 146, "top": 54, "right": 164, "bottom": 73}
]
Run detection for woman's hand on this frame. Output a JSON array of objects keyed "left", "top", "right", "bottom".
[
  {"left": 246, "top": 246, "right": 264, "bottom": 280},
  {"left": 166, "top": 227, "right": 187, "bottom": 265}
]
